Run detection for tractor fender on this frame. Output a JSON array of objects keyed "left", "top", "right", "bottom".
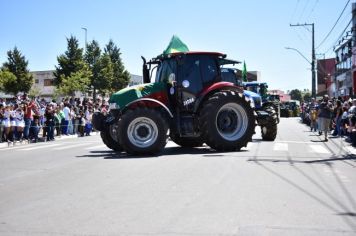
[
  {"left": 123, "top": 98, "right": 174, "bottom": 118},
  {"left": 193, "top": 84, "right": 244, "bottom": 113}
]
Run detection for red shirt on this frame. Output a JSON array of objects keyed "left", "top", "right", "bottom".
[{"left": 24, "top": 102, "right": 36, "bottom": 119}]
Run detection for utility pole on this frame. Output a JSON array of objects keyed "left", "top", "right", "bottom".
[{"left": 290, "top": 23, "right": 316, "bottom": 98}]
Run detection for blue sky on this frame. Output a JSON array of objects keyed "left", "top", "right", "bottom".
[{"left": 0, "top": 0, "right": 352, "bottom": 92}]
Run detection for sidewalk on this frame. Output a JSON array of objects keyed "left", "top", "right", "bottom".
[{"left": 0, "top": 132, "right": 99, "bottom": 149}]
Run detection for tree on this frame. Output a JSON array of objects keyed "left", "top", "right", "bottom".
[
  {"left": 84, "top": 40, "right": 112, "bottom": 99},
  {"left": 54, "top": 36, "right": 86, "bottom": 86},
  {"left": 1, "top": 47, "right": 33, "bottom": 94},
  {"left": 54, "top": 36, "right": 91, "bottom": 95},
  {"left": 104, "top": 40, "right": 130, "bottom": 92},
  {"left": 0, "top": 70, "right": 17, "bottom": 92},
  {"left": 56, "top": 64, "right": 91, "bottom": 96},
  {"left": 95, "top": 54, "right": 114, "bottom": 96},
  {"left": 303, "top": 90, "right": 312, "bottom": 102},
  {"left": 289, "top": 89, "right": 302, "bottom": 101}
]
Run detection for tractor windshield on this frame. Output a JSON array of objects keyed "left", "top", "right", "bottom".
[
  {"left": 155, "top": 59, "right": 176, "bottom": 83},
  {"left": 245, "top": 85, "right": 260, "bottom": 94}
]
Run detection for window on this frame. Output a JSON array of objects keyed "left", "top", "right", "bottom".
[
  {"left": 44, "top": 79, "right": 54, "bottom": 86},
  {"left": 35, "top": 79, "right": 39, "bottom": 84},
  {"left": 177, "top": 55, "right": 203, "bottom": 94},
  {"left": 155, "top": 59, "right": 176, "bottom": 83},
  {"left": 200, "top": 56, "right": 218, "bottom": 84}
]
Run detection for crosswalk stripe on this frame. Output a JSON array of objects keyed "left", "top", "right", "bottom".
[
  {"left": 85, "top": 144, "right": 108, "bottom": 150},
  {"left": 18, "top": 143, "right": 62, "bottom": 151},
  {"left": 345, "top": 146, "right": 356, "bottom": 155},
  {"left": 308, "top": 144, "right": 330, "bottom": 154},
  {"left": 52, "top": 143, "right": 90, "bottom": 150},
  {"left": 273, "top": 143, "right": 288, "bottom": 151}
]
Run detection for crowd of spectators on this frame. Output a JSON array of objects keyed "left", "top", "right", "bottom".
[
  {"left": 301, "top": 95, "right": 356, "bottom": 146},
  {"left": 0, "top": 94, "right": 108, "bottom": 145}
]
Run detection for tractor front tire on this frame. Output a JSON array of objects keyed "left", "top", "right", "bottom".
[
  {"left": 261, "top": 105, "right": 278, "bottom": 141},
  {"left": 200, "top": 91, "right": 255, "bottom": 151},
  {"left": 118, "top": 108, "right": 168, "bottom": 155},
  {"left": 100, "top": 123, "right": 123, "bottom": 152}
]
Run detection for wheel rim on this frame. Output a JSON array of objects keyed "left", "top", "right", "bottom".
[
  {"left": 215, "top": 103, "right": 248, "bottom": 141},
  {"left": 109, "top": 123, "right": 119, "bottom": 142},
  {"left": 127, "top": 117, "right": 158, "bottom": 148}
]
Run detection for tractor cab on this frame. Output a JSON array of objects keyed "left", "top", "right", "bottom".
[{"left": 143, "top": 52, "right": 241, "bottom": 114}]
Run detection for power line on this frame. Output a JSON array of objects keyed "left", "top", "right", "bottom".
[
  {"left": 298, "top": 0, "right": 311, "bottom": 22},
  {"left": 290, "top": 0, "right": 301, "bottom": 23},
  {"left": 316, "top": 0, "right": 351, "bottom": 49},
  {"left": 322, "top": 19, "right": 352, "bottom": 54},
  {"left": 306, "top": 0, "right": 319, "bottom": 21}
]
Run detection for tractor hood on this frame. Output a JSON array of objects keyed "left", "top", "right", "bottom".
[
  {"left": 243, "top": 90, "right": 262, "bottom": 109},
  {"left": 109, "top": 82, "right": 167, "bottom": 109}
]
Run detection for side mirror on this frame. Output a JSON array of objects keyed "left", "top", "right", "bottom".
[{"left": 141, "top": 56, "right": 150, "bottom": 84}]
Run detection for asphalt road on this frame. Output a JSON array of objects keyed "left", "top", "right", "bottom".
[{"left": 0, "top": 118, "right": 355, "bottom": 236}]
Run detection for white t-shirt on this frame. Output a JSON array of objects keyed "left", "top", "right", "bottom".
[{"left": 63, "top": 106, "right": 70, "bottom": 121}]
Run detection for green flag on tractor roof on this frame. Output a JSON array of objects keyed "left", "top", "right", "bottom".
[
  {"left": 242, "top": 61, "right": 247, "bottom": 82},
  {"left": 163, "top": 35, "right": 189, "bottom": 55}
]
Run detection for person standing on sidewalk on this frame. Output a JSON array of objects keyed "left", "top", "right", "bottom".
[
  {"left": 45, "top": 104, "right": 55, "bottom": 141},
  {"left": 23, "top": 100, "right": 36, "bottom": 141},
  {"left": 62, "top": 103, "right": 70, "bottom": 135},
  {"left": 318, "top": 95, "right": 334, "bottom": 141}
]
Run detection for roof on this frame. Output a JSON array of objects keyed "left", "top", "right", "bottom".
[{"left": 159, "top": 51, "right": 226, "bottom": 59}]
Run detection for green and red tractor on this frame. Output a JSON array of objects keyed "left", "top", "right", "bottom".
[{"left": 93, "top": 51, "right": 256, "bottom": 155}]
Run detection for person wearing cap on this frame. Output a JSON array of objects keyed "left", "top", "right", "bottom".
[{"left": 318, "top": 95, "right": 333, "bottom": 141}]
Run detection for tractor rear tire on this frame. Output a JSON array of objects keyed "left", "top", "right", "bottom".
[
  {"left": 261, "top": 105, "right": 278, "bottom": 141},
  {"left": 170, "top": 133, "right": 204, "bottom": 148},
  {"left": 100, "top": 123, "right": 123, "bottom": 152},
  {"left": 200, "top": 91, "right": 255, "bottom": 151},
  {"left": 118, "top": 108, "right": 168, "bottom": 155}
]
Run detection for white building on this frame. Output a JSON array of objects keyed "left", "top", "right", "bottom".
[
  {"left": 30, "top": 70, "right": 143, "bottom": 98},
  {"left": 31, "top": 70, "right": 55, "bottom": 98}
]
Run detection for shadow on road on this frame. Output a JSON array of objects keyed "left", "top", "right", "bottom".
[
  {"left": 248, "top": 154, "right": 356, "bottom": 165},
  {"left": 248, "top": 154, "right": 356, "bottom": 230},
  {"left": 76, "top": 144, "right": 251, "bottom": 159}
]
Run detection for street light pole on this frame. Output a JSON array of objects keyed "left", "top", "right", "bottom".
[
  {"left": 290, "top": 23, "right": 316, "bottom": 98},
  {"left": 81, "top": 27, "right": 87, "bottom": 52},
  {"left": 285, "top": 47, "right": 311, "bottom": 64}
]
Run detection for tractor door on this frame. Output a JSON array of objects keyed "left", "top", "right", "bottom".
[{"left": 176, "top": 55, "right": 218, "bottom": 112}]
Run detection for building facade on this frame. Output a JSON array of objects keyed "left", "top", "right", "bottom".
[
  {"left": 333, "top": 3, "right": 356, "bottom": 98},
  {"left": 30, "top": 70, "right": 143, "bottom": 98}
]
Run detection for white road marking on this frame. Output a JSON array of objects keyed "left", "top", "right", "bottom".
[
  {"left": 18, "top": 143, "right": 62, "bottom": 151},
  {"left": 85, "top": 144, "right": 108, "bottom": 150},
  {"left": 165, "top": 142, "right": 179, "bottom": 148},
  {"left": 244, "top": 142, "right": 255, "bottom": 150},
  {"left": 345, "top": 146, "right": 356, "bottom": 155},
  {"left": 52, "top": 143, "right": 91, "bottom": 150},
  {"left": 273, "top": 143, "right": 288, "bottom": 151},
  {"left": 277, "top": 140, "right": 314, "bottom": 144},
  {"left": 308, "top": 145, "right": 330, "bottom": 154}
]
